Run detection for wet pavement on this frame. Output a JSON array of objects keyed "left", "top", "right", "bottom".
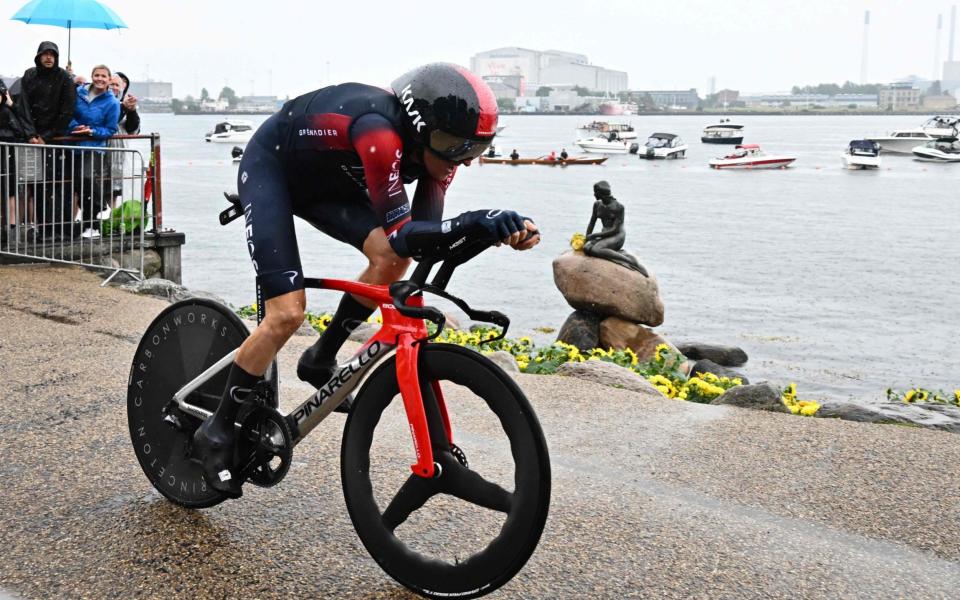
[{"left": 2, "top": 264, "right": 959, "bottom": 599}]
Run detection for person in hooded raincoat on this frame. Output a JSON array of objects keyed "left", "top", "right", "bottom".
[
  {"left": 19, "top": 42, "right": 77, "bottom": 238},
  {"left": 1, "top": 79, "right": 37, "bottom": 243}
]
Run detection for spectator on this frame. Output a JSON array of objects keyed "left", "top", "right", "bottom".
[
  {"left": 20, "top": 41, "right": 76, "bottom": 239},
  {"left": 20, "top": 42, "right": 75, "bottom": 144},
  {"left": 111, "top": 72, "right": 140, "bottom": 134},
  {"left": 0, "top": 79, "right": 37, "bottom": 244},
  {"left": 69, "top": 64, "right": 119, "bottom": 238},
  {"left": 106, "top": 72, "right": 140, "bottom": 214}
]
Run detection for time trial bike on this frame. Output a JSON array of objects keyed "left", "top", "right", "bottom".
[{"left": 126, "top": 195, "right": 551, "bottom": 599}]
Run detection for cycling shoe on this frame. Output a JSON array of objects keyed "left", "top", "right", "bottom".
[
  {"left": 192, "top": 418, "right": 243, "bottom": 499},
  {"left": 296, "top": 353, "right": 352, "bottom": 413}
]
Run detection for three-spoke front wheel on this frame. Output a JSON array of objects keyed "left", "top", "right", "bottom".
[{"left": 341, "top": 344, "right": 551, "bottom": 599}]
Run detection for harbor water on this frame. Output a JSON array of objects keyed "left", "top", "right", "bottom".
[{"left": 156, "top": 113, "right": 960, "bottom": 403}]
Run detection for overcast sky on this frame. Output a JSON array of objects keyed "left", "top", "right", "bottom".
[{"left": 1, "top": 0, "right": 958, "bottom": 97}]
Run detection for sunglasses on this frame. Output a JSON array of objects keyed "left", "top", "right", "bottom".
[{"left": 427, "top": 129, "right": 493, "bottom": 163}]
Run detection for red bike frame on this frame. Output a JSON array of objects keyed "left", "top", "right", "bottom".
[{"left": 322, "top": 278, "right": 452, "bottom": 479}]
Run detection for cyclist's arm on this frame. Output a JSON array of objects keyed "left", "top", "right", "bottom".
[
  {"left": 350, "top": 113, "right": 413, "bottom": 243},
  {"left": 410, "top": 169, "right": 454, "bottom": 222}
]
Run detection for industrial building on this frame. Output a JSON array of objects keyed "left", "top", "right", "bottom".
[{"left": 471, "top": 47, "right": 628, "bottom": 94}]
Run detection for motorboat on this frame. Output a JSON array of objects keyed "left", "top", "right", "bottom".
[
  {"left": 867, "top": 129, "right": 936, "bottom": 154},
  {"left": 921, "top": 116, "right": 960, "bottom": 137},
  {"left": 701, "top": 120, "right": 744, "bottom": 144},
  {"left": 575, "top": 133, "right": 635, "bottom": 154},
  {"left": 708, "top": 144, "right": 796, "bottom": 169},
  {"left": 205, "top": 120, "right": 255, "bottom": 143},
  {"left": 867, "top": 116, "right": 959, "bottom": 154},
  {"left": 911, "top": 137, "right": 960, "bottom": 162},
  {"left": 231, "top": 146, "right": 244, "bottom": 163},
  {"left": 576, "top": 121, "right": 637, "bottom": 140},
  {"left": 639, "top": 133, "right": 687, "bottom": 159},
  {"left": 841, "top": 140, "right": 881, "bottom": 169}
]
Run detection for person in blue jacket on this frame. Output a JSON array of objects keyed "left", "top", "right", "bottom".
[{"left": 69, "top": 64, "right": 119, "bottom": 238}]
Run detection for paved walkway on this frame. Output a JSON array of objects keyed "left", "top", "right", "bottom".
[{"left": 2, "top": 264, "right": 959, "bottom": 599}]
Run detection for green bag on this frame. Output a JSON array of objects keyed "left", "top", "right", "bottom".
[{"left": 101, "top": 200, "right": 144, "bottom": 235}]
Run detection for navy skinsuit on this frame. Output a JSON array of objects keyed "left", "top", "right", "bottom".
[{"left": 237, "top": 83, "right": 455, "bottom": 300}]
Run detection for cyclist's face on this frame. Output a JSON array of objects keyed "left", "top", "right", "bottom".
[{"left": 423, "top": 150, "right": 470, "bottom": 181}]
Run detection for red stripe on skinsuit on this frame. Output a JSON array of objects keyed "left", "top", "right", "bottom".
[
  {"left": 297, "top": 114, "right": 354, "bottom": 151},
  {"left": 453, "top": 65, "right": 498, "bottom": 137}
]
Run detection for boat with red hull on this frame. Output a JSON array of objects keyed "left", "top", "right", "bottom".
[{"left": 709, "top": 144, "right": 796, "bottom": 169}]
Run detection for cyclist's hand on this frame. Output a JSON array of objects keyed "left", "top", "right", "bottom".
[
  {"left": 511, "top": 220, "right": 540, "bottom": 251},
  {"left": 460, "top": 209, "right": 529, "bottom": 246}
]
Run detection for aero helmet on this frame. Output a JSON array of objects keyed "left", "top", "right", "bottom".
[{"left": 391, "top": 63, "right": 498, "bottom": 162}]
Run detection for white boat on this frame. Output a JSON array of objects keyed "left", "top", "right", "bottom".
[
  {"left": 701, "top": 120, "right": 744, "bottom": 144},
  {"left": 868, "top": 129, "right": 936, "bottom": 154},
  {"left": 639, "top": 133, "right": 687, "bottom": 159},
  {"left": 912, "top": 137, "right": 960, "bottom": 162},
  {"left": 921, "top": 116, "right": 960, "bottom": 137},
  {"left": 205, "top": 120, "right": 255, "bottom": 143},
  {"left": 576, "top": 121, "right": 637, "bottom": 140},
  {"left": 867, "top": 116, "right": 959, "bottom": 154},
  {"left": 841, "top": 140, "right": 881, "bottom": 170},
  {"left": 575, "top": 134, "right": 633, "bottom": 154},
  {"left": 709, "top": 144, "right": 796, "bottom": 169}
]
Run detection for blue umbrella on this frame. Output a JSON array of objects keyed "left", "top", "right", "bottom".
[{"left": 11, "top": 0, "right": 128, "bottom": 66}]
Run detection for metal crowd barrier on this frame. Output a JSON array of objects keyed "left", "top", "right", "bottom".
[{"left": 0, "top": 135, "right": 162, "bottom": 284}]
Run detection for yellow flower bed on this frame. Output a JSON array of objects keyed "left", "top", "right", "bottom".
[
  {"left": 887, "top": 386, "right": 960, "bottom": 407},
  {"left": 234, "top": 308, "right": 829, "bottom": 417}
]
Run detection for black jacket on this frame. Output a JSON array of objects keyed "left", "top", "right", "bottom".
[
  {"left": 0, "top": 93, "right": 36, "bottom": 142},
  {"left": 19, "top": 41, "right": 76, "bottom": 142}
]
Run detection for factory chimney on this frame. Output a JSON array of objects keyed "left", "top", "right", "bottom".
[
  {"left": 935, "top": 14, "right": 943, "bottom": 81},
  {"left": 950, "top": 5, "right": 957, "bottom": 62},
  {"left": 860, "top": 11, "right": 870, "bottom": 84}
]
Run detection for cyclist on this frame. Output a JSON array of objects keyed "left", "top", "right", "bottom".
[{"left": 193, "top": 63, "right": 540, "bottom": 497}]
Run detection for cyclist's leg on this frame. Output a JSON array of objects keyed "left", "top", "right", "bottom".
[
  {"left": 295, "top": 192, "right": 411, "bottom": 391},
  {"left": 194, "top": 117, "right": 307, "bottom": 496}
]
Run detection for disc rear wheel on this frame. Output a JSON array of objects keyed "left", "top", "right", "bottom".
[
  {"left": 341, "top": 344, "right": 551, "bottom": 599},
  {"left": 126, "top": 299, "right": 276, "bottom": 508}
]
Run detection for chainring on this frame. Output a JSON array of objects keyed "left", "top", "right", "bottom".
[{"left": 236, "top": 407, "right": 294, "bottom": 488}]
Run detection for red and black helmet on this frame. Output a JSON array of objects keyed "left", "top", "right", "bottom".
[{"left": 391, "top": 63, "right": 498, "bottom": 162}]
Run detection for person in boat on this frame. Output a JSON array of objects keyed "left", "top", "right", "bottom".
[
  {"left": 191, "top": 62, "right": 541, "bottom": 497},
  {"left": 560, "top": 148, "right": 568, "bottom": 160},
  {"left": 486, "top": 145, "right": 497, "bottom": 158},
  {"left": 583, "top": 180, "right": 647, "bottom": 276},
  {"left": 547, "top": 150, "right": 557, "bottom": 161},
  {"left": 510, "top": 148, "right": 520, "bottom": 160}
]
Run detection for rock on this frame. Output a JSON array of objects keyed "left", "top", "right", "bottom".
[
  {"left": 689, "top": 359, "right": 749, "bottom": 384},
  {"left": 598, "top": 317, "right": 675, "bottom": 363},
  {"left": 556, "top": 360, "right": 661, "bottom": 396},
  {"left": 556, "top": 310, "right": 602, "bottom": 352},
  {"left": 443, "top": 312, "right": 462, "bottom": 332},
  {"left": 120, "top": 278, "right": 229, "bottom": 306},
  {"left": 486, "top": 351, "right": 520, "bottom": 376},
  {"left": 711, "top": 383, "right": 786, "bottom": 412},
  {"left": 816, "top": 401, "right": 960, "bottom": 433},
  {"left": 675, "top": 342, "right": 748, "bottom": 367},
  {"left": 552, "top": 251, "right": 664, "bottom": 326},
  {"left": 348, "top": 322, "right": 377, "bottom": 343}
]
